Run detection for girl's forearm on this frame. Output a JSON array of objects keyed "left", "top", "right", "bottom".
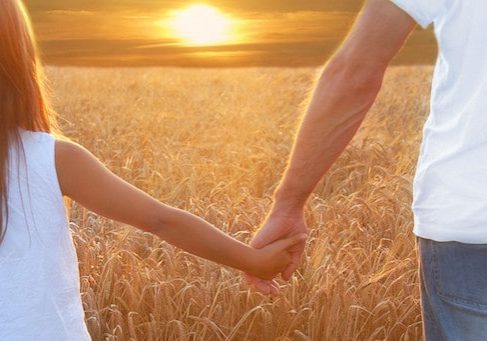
[{"left": 151, "top": 207, "right": 256, "bottom": 272}]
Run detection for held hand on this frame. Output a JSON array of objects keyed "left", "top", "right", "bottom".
[
  {"left": 245, "top": 206, "right": 308, "bottom": 295},
  {"left": 246, "top": 233, "right": 308, "bottom": 280}
]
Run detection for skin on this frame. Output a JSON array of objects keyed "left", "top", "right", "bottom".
[
  {"left": 55, "top": 140, "right": 307, "bottom": 281},
  {"left": 246, "top": 0, "right": 418, "bottom": 295}
]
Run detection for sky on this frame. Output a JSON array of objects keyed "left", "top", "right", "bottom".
[{"left": 25, "top": 0, "right": 437, "bottom": 67}]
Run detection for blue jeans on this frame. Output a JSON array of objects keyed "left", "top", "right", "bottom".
[{"left": 418, "top": 237, "right": 487, "bottom": 340}]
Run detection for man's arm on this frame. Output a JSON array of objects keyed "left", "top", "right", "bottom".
[
  {"left": 247, "top": 0, "right": 417, "bottom": 294},
  {"left": 276, "top": 0, "right": 416, "bottom": 210}
]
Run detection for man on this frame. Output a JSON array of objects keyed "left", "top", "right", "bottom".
[{"left": 246, "top": 0, "right": 487, "bottom": 339}]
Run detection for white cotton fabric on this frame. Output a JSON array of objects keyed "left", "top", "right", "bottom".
[
  {"left": 390, "top": 0, "right": 487, "bottom": 243},
  {"left": 0, "top": 129, "right": 90, "bottom": 340}
]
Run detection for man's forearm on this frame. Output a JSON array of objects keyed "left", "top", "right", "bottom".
[{"left": 274, "top": 57, "right": 386, "bottom": 210}]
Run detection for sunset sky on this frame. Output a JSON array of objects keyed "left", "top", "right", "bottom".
[{"left": 25, "top": 0, "right": 437, "bottom": 67}]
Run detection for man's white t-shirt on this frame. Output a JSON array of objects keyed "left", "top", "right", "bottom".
[{"left": 390, "top": 0, "right": 487, "bottom": 243}]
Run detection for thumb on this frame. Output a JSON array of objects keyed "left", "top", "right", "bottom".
[{"left": 272, "top": 233, "right": 307, "bottom": 250}]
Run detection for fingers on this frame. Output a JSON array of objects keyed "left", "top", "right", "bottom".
[
  {"left": 245, "top": 274, "right": 281, "bottom": 296},
  {"left": 252, "top": 278, "right": 273, "bottom": 295},
  {"left": 282, "top": 262, "right": 299, "bottom": 281},
  {"left": 249, "top": 213, "right": 284, "bottom": 249},
  {"left": 281, "top": 237, "right": 306, "bottom": 281},
  {"left": 253, "top": 278, "right": 280, "bottom": 296},
  {"left": 275, "top": 233, "right": 308, "bottom": 250},
  {"left": 249, "top": 227, "right": 274, "bottom": 249},
  {"left": 244, "top": 273, "right": 256, "bottom": 285},
  {"left": 269, "top": 280, "right": 280, "bottom": 296}
]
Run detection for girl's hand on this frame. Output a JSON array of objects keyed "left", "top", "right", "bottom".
[
  {"left": 245, "top": 208, "right": 308, "bottom": 295},
  {"left": 246, "top": 233, "right": 308, "bottom": 281}
]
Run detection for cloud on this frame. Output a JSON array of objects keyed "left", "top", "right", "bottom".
[
  {"left": 31, "top": 9, "right": 162, "bottom": 41},
  {"left": 43, "top": 10, "right": 93, "bottom": 16},
  {"left": 38, "top": 34, "right": 437, "bottom": 68},
  {"left": 25, "top": 0, "right": 363, "bottom": 14},
  {"left": 214, "top": 0, "right": 363, "bottom": 12},
  {"left": 238, "top": 11, "right": 356, "bottom": 44}
]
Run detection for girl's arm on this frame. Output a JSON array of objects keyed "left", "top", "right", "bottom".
[{"left": 55, "top": 140, "right": 305, "bottom": 280}]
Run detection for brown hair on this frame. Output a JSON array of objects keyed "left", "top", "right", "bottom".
[{"left": 0, "top": 0, "right": 57, "bottom": 243}]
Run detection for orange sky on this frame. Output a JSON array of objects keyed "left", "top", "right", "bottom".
[{"left": 25, "top": 0, "right": 437, "bottom": 67}]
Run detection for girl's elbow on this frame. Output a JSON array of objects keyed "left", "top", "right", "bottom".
[{"left": 140, "top": 205, "right": 175, "bottom": 235}]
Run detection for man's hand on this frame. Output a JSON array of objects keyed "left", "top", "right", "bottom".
[
  {"left": 246, "top": 233, "right": 308, "bottom": 280},
  {"left": 245, "top": 204, "right": 308, "bottom": 295}
]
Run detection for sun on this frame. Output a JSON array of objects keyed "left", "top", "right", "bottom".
[{"left": 168, "top": 4, "right": 234, "bottom": 46}]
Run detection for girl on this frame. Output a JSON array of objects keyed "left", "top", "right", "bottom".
[{"left": 0, "top": 1, "right": 306, "bottom": 340}]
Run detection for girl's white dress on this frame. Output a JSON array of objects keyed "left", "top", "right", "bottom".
[{"left": 0, "top": 129, "right": 91, "bottom": 340}]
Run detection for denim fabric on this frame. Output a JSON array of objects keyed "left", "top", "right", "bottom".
[{"left": 418, "top": 237, "right": 487, "bottom": 340}]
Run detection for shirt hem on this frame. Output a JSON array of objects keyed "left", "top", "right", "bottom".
[{"left": 413, "top": 225, "right": 487, "bottom": 244}]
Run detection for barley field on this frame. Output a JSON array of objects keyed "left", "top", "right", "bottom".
[{"left": 47, "top": 65, "right": 433, "bottom": 340}]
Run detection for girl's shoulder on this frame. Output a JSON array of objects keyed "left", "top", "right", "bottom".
[
  {"left": 16, "top": 128, "right": 57, "bottom": 158},
  {"left": 18, "top": 127, "right": 54, "bottom": 143},
  {"left": 14, "top": 128, "right": 63, "bottom": 198},
  {"left": 13, "top": 128, "right": 57, "bottom": 171}
]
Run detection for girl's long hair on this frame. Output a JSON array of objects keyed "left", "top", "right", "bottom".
[{"left": 0, "top": 0, "right": 57, "bottom": 244}]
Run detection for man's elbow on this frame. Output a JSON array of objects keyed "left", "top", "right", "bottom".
[{"left": 323, "top": 52, "right": 387, "bottom": 96}]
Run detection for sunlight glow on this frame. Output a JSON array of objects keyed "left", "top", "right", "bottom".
[{"left": 168, "top": 5, "right": 235, "bottom": 46}]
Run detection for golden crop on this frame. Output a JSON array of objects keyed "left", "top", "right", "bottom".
[{"left": 48, "top": 65, "right": 433, "bottom": 340}]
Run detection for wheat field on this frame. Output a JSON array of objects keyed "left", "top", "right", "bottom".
[{"left": 47, "top": 65, "right": 433, "bottom": 340}]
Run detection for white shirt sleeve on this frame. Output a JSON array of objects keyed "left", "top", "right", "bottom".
[{"left": 389, "top": 0, "right": 444, "bottom": 28}]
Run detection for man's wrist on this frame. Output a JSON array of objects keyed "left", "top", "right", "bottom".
[{"left": 273, "top": 185, "right": 309, "bottom": 213}]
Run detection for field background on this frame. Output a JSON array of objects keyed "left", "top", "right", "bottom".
[{"left": 48, "top": 65, "right": 433, "bottom": 340}]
